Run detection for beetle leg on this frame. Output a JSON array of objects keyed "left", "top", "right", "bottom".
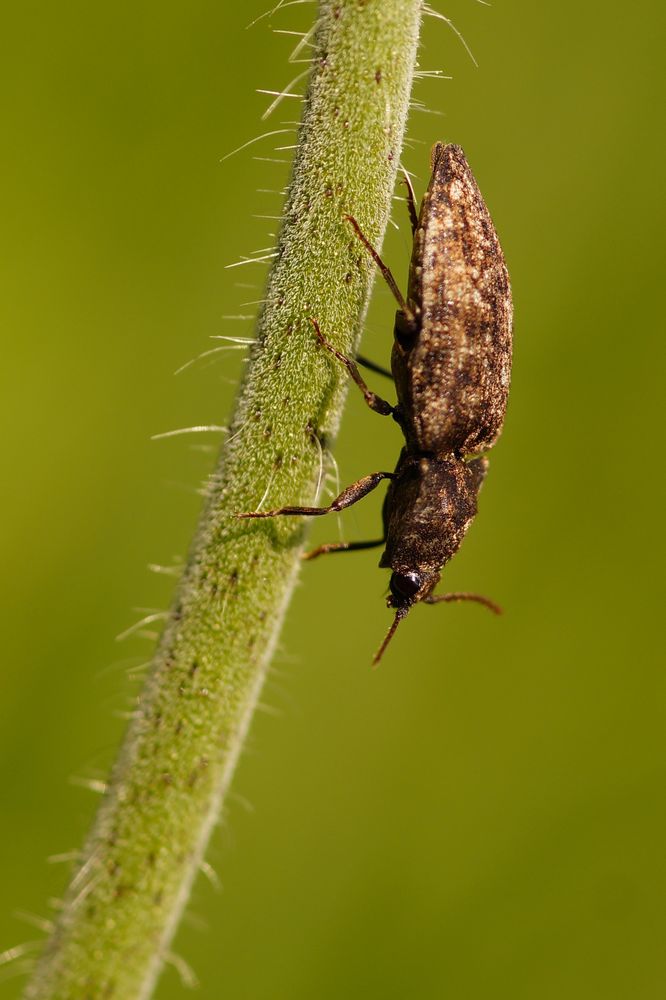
[
  {"left": 344, "top": 215, "right": 416, "bottom": 324},
  {"left": 355, "top": 354, "right": 392, "bottom": 380},
  {"left": 302, "top": 537, "right": 385, "bottom": 561},
  {"left": 423, "top": 592, "right": 502, "bottom": 615},
  {"left": 310, "top": 319, "right": 394, "bottom": 416},
  {"left": 236, "top": 471, "right": 394, "bottom": 520}
]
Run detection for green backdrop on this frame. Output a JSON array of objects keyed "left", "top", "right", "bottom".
[{"left": 2, "top": 1, "right": 664, "bottom": 997}]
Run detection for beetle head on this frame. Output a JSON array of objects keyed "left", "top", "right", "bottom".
[
  {"left": 373, "top": 569, "right": 440, "bottom": 666},
  {"left": 387, "top": 569, "right": 439, "bottom": 609}
]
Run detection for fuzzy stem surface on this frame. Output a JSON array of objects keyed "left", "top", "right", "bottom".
[{"left": 25, "top": 2, "right": 422, "bottom": 997}]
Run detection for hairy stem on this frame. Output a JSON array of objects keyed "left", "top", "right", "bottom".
[{"left": 25, "top": 2, "right": 422, "bottom": 997}]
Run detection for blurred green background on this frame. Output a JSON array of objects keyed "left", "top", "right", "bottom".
[{"left": 1, "top": 1, "right": 664, "bottom": 997}]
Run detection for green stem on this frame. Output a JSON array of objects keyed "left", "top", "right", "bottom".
[{"left": 25, "top": 2, "right": 422, "bottom": 997}]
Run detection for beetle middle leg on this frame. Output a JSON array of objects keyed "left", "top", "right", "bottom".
[
  {"left": 355, "top": 355, "right": 392, "bottom": 380},
  {"left": 310, "top": 319, "right": 394, "bottom": 416},
  {"left": 236, "top": 471, "right": 394, "bottom": 520}
]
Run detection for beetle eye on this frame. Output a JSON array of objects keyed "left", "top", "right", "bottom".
[{"left": 390, "top": 571, "right": 421, "bottom": 600}]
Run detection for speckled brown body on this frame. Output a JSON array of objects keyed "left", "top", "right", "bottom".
[
  {"left": 379, "top": 143, "right": 512, "bottom": 623},
  {"left": 239, "top": 143, "right": 512, "bottom": 662},
  {"left": 393, "top": 143, "right": 512, "bottom": 456}
]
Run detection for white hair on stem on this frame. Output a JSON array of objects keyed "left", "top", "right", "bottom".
[
  {"left": 115, "top": 611, "right": 169, "bottom": 643},
  {"left": 14, "top": 912, "right": 54, "bottom": 935},
  {"left": 310, "top": 426, "right": 325, "bottom": 503},
  {"left": 210, "top": 335, "right": 255, "bottom": 344},
  {"left": 174, "top": 342, "right": 252, "bottom": 376},
  {"left": 47, "top": 850, "right": 80, "bottom": 865},
  {"left": 422, "top": 4, "right": 478, "bottom": 67},
  {"left": 113, "top": 708, "right": 141, "bottom": 721},
  {"left": 255, "top": 701, "right": 283, "bottom": 719},
  {"left": 414, "top": 69, "right": 452, "bottom": 80},
  {"left": 0, "top": 941, "right": 42, "bottom": 977},
  {"left": 151, "top": 425, "right": 228, "bottom": 441},
  {"left": 258, "top": 67, "right": 310, "bottom": 120},
  {"left": 163, "top": 951, "right": 198, "bottom": 990},
  {"left": 287, "top": 27, "right": 317, "bottom": 63},
  {"left": 227, "top": 790, "right": 256, "bottom": 813},
  {"left": 246, "top": 0, "right": 315, "bottom": 31},
  {"left": 220, "top": 127, "right": 295, "bottom": 163},
  {"left": 69, "top": 776, "right": 108, "bottom": 796},
  {"left": 270, "top": 20, "right": 318, "bottom": 64},
  {"left": 409, "top": 99, "right": 445, "bottom": 117},
  {"left": 254, "top": 467, "right": 277, "bottom": 513},
  {"left": 126, "top": 661, "right": 151, "bottom": 681},
  {"left": 198, "top": 860, "right": 221, "bottom": 891},
  {"left": 325, "top": 446, "right": 341, "bottom": 499},
  {"left": 225, "top": 251, "right": 279, "bottom": 269},
  {"left": 252, "top": 155, "right": 290, "bottom": 164},
  {"left": 147, "top": 561, "right": 183, "bottom": 577}
]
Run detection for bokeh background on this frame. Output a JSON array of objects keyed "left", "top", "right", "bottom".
[{"left": 2, "top": 1, "right": 664, "bottom": 997}]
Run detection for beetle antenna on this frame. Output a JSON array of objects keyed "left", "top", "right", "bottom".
[{"left": 372, "top": 605, "right": 410, "bottom": 667}]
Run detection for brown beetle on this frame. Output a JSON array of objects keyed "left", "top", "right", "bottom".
[{"left": 239, "top": 143, "right": 513, "bottom": 664}]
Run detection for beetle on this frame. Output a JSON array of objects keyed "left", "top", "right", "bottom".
[{"left": 239, "top": 143, "right": 513, "bottom": 664}]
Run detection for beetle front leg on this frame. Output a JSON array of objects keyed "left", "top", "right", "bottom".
[{"left": 236, "top": 471, "right": 394, "bottom": 520}]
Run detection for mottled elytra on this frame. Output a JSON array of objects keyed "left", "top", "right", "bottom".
[{"left": 239, "top": 142, "right": 513, "bottom": 664}]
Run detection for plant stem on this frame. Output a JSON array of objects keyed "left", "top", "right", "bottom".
[{"left": 25, "top": 2, "right": 422, "bottom": 997}]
